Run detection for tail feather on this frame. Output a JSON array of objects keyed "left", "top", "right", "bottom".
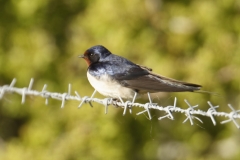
[{"left": 152, "top": 73, "right": 201, "bottom": 92}]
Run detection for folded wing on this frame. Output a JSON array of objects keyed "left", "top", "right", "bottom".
[{"left": 119, "top": 66, "right": 201, "bottom": 93}]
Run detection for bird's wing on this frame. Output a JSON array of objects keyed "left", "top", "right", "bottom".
[
  {"left": 119, "top": 70, "right": 201, "bottom": 93},
  {"left": 104, "top": 55, "right": 201, "bottom": 93}
]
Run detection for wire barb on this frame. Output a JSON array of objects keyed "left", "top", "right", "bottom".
[
  {"left": 41, "top": 84, "right": 49, "bottom": 105},
  {"left": 220, "top": 104, "right": 240, "bottom": 129},
  {"left": 103, "top": 98, "right": 111, "bottom": 114},
  {"left": 0, "top": 78, "right": 240, "bottom": 129},
  {"left": 207, "top": 101, "right": 219, "bottom": 126},
  {"left": 78, "top": 96, "right": 89, "bottom": 108},
  {"left": 89, "top": 90, "right": 97, "bottom": 107},
  {"left": 183, "top": 99, "right": 201, "bottom": 125}
]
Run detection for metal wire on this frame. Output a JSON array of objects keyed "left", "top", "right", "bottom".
[{"left": 0, "top": 78, "right": 240, "bottom": 129}]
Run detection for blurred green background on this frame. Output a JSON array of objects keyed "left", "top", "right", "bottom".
[{"left": 0, "top": 0, "right": 240, "bottom": 159}]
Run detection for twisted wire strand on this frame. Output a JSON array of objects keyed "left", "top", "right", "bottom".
[{"left": 0, "top": 78, "right": 239, "bottom": 129}]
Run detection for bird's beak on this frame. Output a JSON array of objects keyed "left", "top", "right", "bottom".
[{"left": 78, "top": 55, "right": 85, "bottom": 58}]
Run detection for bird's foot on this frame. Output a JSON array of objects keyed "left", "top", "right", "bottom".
[{"left": 112, "top": 98, "right": 122, "bottom": 107}]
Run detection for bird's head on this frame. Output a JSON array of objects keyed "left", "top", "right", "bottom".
[{"left": 79, "top": 45, "right": 111, "bottom": 66}]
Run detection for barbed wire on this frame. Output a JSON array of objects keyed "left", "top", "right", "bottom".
[{"left": 0, "top": 78, "right": 240, "bottom": 129}]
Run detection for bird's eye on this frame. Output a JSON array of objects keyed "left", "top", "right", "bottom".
[{"left": 90, "top": 53, "right": 94, "bottom": 57}]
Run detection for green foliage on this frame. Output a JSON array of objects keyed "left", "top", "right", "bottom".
[{"left": 0, "top": 0, "right": 240, "bottom": 159}]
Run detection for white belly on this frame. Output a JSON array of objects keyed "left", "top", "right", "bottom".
[{"left": 87, "top": 72, "right": 135, "bottom": 99}]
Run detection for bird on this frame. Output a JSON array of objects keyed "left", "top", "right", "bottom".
[{"left": 79, "top": 45, "right": 201, "bottom": 101}]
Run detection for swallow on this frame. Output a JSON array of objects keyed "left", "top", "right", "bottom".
[{"left": 79, "top": 45, "right": 201, "bottom": 100}]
